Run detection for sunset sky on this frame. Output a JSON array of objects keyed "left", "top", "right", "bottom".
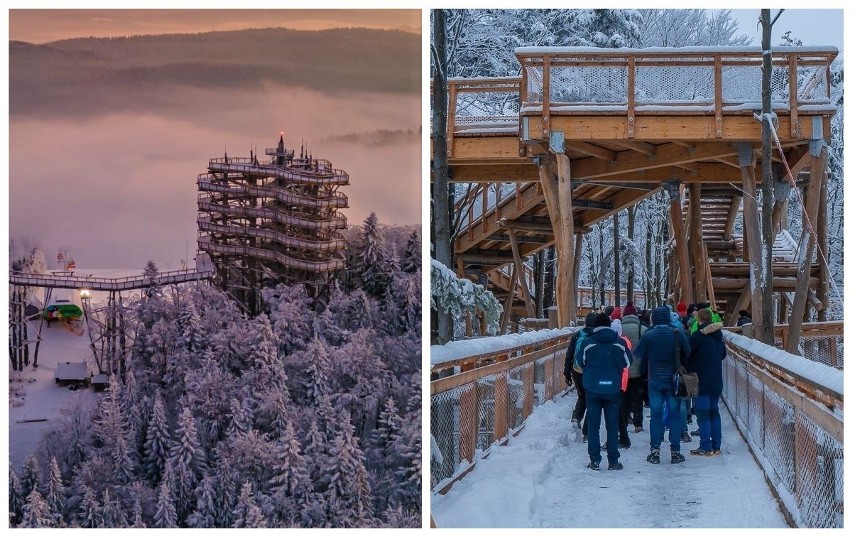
[
  {"left": 7, "top": 9, "right": 422, "bottom": 270},
  {"left": 9, "top": 9, "right": 421, "bottom": 43}
]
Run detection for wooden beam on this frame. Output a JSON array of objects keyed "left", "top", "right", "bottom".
[
  {"left": 723, "top": 195, "right": 742, "bottom": 241},
  {"left": 668, "top": 182, "right": 693, "bottom": 304},
  {"left": 537, "top": 157, "right": 567, "bottom": 326},
  {"left": 506, "top": 228, "right": 536, "bottom": 319},
  {"left": 612, "top": 140, "right": 656, "bottom": 157},
  {"left": 739, "top": 143, "right": 764, "bottom": 342},
  {"left": 726, "top": 287, "right": 752, "bottom": 326},
  {"left": 688, "top": 183, "right": 707, "bottom": 302},
  {"left": 787, "top": 147, "right": 826, "bottom": 354},
  {"left": 573, "top": 231, "right": 585, "bottom": 311},
  {"left": 500, "top": 265, "right": 517, "bottom": 334},
  {"left": 556, "top": 152, "right": 577, "bottom": 326},
  {"left": 568, "top": 141, "right": 616, "bottom": 161},
  {"left": 817, "top": 166, "right": 829, "bottom": 321}
]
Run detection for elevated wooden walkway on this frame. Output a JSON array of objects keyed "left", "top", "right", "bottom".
[{"left": 435, "top": 46, "right": 837, "bottom": 325}]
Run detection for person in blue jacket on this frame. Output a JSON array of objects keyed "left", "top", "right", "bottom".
[
  {"left": 577, "top": 313, "right": 632, "bottom": 471},
  {"left": 685, "top": 308, "right": 727, "bottom": 456},
  {"left": 633, "top": 306, "right": 691, "bottom": 464}
]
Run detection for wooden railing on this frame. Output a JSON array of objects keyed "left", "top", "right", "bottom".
[
  {"left": 515, "top": 46, "right": 837, "bottom": 139},
  {"left": 723, "top": 332, "right": 843, "bottom": 527},
  {"left": 430, "top": 332, "right": 573, "bottom": 492}
]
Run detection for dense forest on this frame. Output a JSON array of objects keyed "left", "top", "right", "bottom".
[{"left": 10, "top": 216, "right": 422, "bottom": 528}]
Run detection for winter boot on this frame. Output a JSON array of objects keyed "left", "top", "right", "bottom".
[
  {"left": 587, "top": 460, "right": 600, "bottom": 470},
  {"left": 671, "top": 451, "right": 686, "bottom": 464},
  {"left": 646, "top": 448, "right": 661, "bottom": 464},
  {"left": 681, "top": 432, "right": 692, "bottom": 443},
  {"left": 608, "top": 462, "right": 624, "bottom": 470}
]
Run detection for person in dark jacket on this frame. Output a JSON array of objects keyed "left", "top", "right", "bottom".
[
  {"left": 620, "top": 309, "right": 647, "bottom": 435},
  {"left": 736, "top": 310, "right": 753, "bottom": 327},
  {"left": 633, "top": 306, "right": 691, "bottom": 464},
  {"left": 577, "top": 313, "right": 632, "bottom": 470},
  {"left": 686, "top": 308, "right": 727, "bottom": 456},
  {"left": 564, "top": 312, "right": 599, "bottom": 440}
]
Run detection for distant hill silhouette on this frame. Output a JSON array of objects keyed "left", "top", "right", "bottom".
[{"left": 10, "top": 27, "right": 420, "bottom": 118}]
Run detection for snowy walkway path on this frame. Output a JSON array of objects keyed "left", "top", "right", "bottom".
[{"left": 431, "top": 391, "right": 788, "bottom": 528}]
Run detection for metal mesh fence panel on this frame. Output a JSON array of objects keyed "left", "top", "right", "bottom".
[
  {"left": 735, "top": 361, "right": 749, "bottom": 423},
  {"left": 477, "top": 377, "right": 496, "bottom": 452},
  {"left": 747, "top": 371, "right": 765, "bottom": 451},
  {"left": 722, "top": 65, "right": 789, "bottom": 103},
  {"left": 636, "top": 63, "right": 714, "bottom": 103},
  {"left": 550, "top": 65, "right": 627, "bottom": 104},
  {"left": 508, "top": 367, "right": 526, "bottom": 430},
  {"left": 795, "top": 412, "right": 844, "bottom": 528},
  {"left": 796, "top": 65, "right": 830, "bottom": 103},
  {"left": 526, "top": 66, "right": 543, "bottom": 102},
  {"left": 430, "top": 387, "right": 461, "bottom": 488},
  {"left": 799, "top": 336, "right": 843, "bottom": 369},
  {"left": 534, "top": 359, "right": 546, "bottom": 406},
  {"left": 763, "top": 388, "right": 797, "bottom": 497}
]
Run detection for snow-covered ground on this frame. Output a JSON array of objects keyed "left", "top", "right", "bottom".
[
  {"left": 9, "top": 319, "right": 96, "bottom": 470},
  {"left": 431, "top": 390, "right": 787, "bottom": 528},
  {"left": 9, "top": 269, "right": 142, "bottom": 470}
]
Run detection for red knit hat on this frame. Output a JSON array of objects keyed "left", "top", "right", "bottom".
[
  {"left": 677, "top": 302, "right": 687, "bottom": 315},
  {"left": 610, "top": 306, "right": 622, "bottom": 320},
  {"left": 623, "top": 302, "right": 637, "bottom": 316}
]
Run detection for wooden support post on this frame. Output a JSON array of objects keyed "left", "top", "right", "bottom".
[
  {"left": 522, "top": 364, "right": 534, "bottom": 419},
  {"left": 573, "top": 232, "right": 585, "bottom": 310},
  {"left": 723, "top": 195, "right": 742, "bottom": 241},
  {"left": 703, "top": 242, "right": 715, "bottom": 308},
  {"left": 739, "top": 143, "right": 764, "bottom": 342},
  {"left": 817, "top": 169, "right": 829, "bottom": 321},
  {"left": 500, "top": 265, "right": 517, "bottom": 335},
  {"left": 538, "top": 155, "right": 576, "bottom": 327},
  {"left": 666, "top": 181, "right": 693, "bottom": 304},
  {"left": 494, "top": 373, "right": 509, "bottom": 441},
  {"left": 506, "top": 228, "right": 536, "bottom": 319},
  {"left": 556, "top": 153, "right": 577, "bottom": 326},
  {"left": 544, "top": 358, "right": 555, "bottom": 401},
  {"left": 787, "top": 148, "right": 826, "bottom": 354},
  {"left": 689, "top": 183, "right": 707, "bottom": 302},
  {"left": 459, "top": 384, "right": 478, "bottom": 464},
  {"left": 727, "top": 287, "right": 752, "bottom": 326}
]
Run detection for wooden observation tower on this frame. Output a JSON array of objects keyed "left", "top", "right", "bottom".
[
  {"left": 197, "top": 134, "right": 349, "bottom": 314},
  {"left": 434, "top": 46, "right": 838, "bottom": 330}
]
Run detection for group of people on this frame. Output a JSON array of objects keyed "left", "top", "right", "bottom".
[{"left": 564, "top": 300, "right": 732, "bottom": 470}]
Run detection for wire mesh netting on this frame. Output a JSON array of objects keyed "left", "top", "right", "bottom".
[
  {"left": 636, "top": 63, "right": 714, "bottom": 103},
  {"left": 722, "top": 347, "right": 843, "bottom": 528},
  {"left": 431, "top": 350, "right": 566, "bottom": 491},
  {"left": 551, "top": 66, "right": 628, "bottom": 104}
]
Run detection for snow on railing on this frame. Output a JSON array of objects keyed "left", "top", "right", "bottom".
[
  {"left": 430, "top": 329, "right": 575, "bottom": 493},
  {"left": 9, "top": 269, "right": 213, "bottom": 291},
  {"left": 722, "top": 331, "right": 843, "bottom": 528}
]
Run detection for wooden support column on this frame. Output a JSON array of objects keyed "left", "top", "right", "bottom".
[
  {"left": 537, "top": 153, "right": 575, "bottom": 327},
  {"left": 739, "top": 143, "right": 764, "bottom": 342},
  {"left": 787, "top": 148, "right": 827, "bottom": 354},
  {"left": 573, "top": 231, "right": 585, "bottom": 311},
  {"left": 666, "top": 181, "right": 693, "bottom": 304},
  {"left": 500, "top": 265, "right": 517, "bottom": 335},
  {"left": 817, "top": 168, "right": 829, "bottom": 322},
  {"left": 688, "top": 183, "right": 707, "bottom": 302},
  {"left": 506, "top": 228, "right": 536, "bottom": 319},
  {"left": 494, "top": 373, "right": 509, "bottom": 441},
  {"left": 556, "top": 153, "right": 577, "bottom": 326},
  {"left": 727, "top": 287, "right": 752, "bottom": 326},
  {"left": 723, "top": 195, "right": 742, "bottom": 241},
  {"left": 458, "top": 384, "right": 479, "bottom": 463}
]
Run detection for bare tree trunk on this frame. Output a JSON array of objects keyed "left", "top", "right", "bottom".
[
  {"left": 432, "top": 9, "right": 453, "bottom": 343},
  {"left": 627, "top": 205, "right": 636, "bottom": 305},
  {"left": 759, "top": 9, "right": 777, "bottom": 343},
  {"left": 598, "top": 223, "right": 605, "bottom": 307},
  {"left": 613, "top": 211, "right": 621, "bottom": 306}
]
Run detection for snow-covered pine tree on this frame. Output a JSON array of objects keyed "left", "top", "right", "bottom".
[
  {"left": 143, "top": 260, "right": 160, "bottom": 281},
  {"left": 177, "top": 299, "right": 206, "bottom": 353},
  {"left": 100, "top": 488, "right": 128, "bottom": 527},
  {"left": 78, "top": 484, "right": 102, "bottom": 528},
  {"left": 326, "top": 411, "right": 373, "bottom": 524},
  {"left": 131, "top": 498, "right": 146, "bottom": 528},
  {"left": 20, "top": 454, "right": 42, "bottom": 502},
  {"left": 269, "top": 420, "right": 311, "bottom": 513},
  {"left": 304, "top": 337, "right": 331, "bottom": 405},
  {"left": 143, "top": 391, "right": 171, "bottom": 485},
  {"left": 9, "top": 466, "right": 24, "bottom": 526},
  {"left": 232, "top": 482, "right": 267, "bottom": 528},
  {"left": 401, "top": 231, "right": 421, "bottom": 274},
  {"left": 44, "top": 456, "right": 66, "bottom": 525},
  {"left": 169, "top": 405, "right": 207, "bottom": 523},
  {"left": 21, "top": 489, "right": 53, "bottom": 528},
  {"left": 185, "top": 475, "right": 217, "bottom": 528},
  {"left": 356, "top": 212, "right": 393, "bottom": 298},
  {"left": 228, "top": 396, "right": 253, "bottom": 437},
  {"left": 153, "top": 470, "right": 177, "bottom": 528}
]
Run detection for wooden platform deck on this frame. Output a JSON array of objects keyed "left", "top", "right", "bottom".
[{"left": 434, "top": 46, "right": 837, "bottom": 322}]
